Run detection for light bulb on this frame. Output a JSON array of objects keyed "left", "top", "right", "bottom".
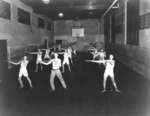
[
  {"left": 58, "top": 13, "right": 64, "bottom": 18},
  {"left": 42, "top": 0, "right": 50, "bottom": 4}
]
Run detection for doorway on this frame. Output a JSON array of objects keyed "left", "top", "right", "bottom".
[{"left": 0, "top": 40, "right": 8, "bottom": 81}]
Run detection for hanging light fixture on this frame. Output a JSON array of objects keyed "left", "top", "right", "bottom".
[
  {"left": 58, "top": 13, "right": 64, "bottom": 18},
  {"left": 42, "top": 0, "right": 50, "bottom": 4}
]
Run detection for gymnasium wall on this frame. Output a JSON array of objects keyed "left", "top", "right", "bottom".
[
  {"left": 54, "top": 19, "right": 104, "bottom": 51},
  {"left": 105, "top": 0, "right": 150, "bottom": 79},
  {"left": 0, "top": 0, "right": 53, "bottom": 61}
]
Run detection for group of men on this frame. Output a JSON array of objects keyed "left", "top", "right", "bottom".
[
  {"left": 87, "top": 47, "right": 120, "bottom": 92},
  {"left": 9, "top": 46, "right": 75, "bottom": 92},
  {"left": 9, "top": 45, "right": 120, "bottom": 93}
]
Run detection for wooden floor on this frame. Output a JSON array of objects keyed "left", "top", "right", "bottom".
[{"left": 0, "top": 52, "right": 150, "bottom": 116}]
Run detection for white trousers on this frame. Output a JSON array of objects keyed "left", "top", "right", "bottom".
[{"left": 50, "top": 69, "right": 67, "bottom": 90}]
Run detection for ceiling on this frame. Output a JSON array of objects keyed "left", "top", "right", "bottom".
[{"left": 20, "top": 0, "right": 114, "bottom": 20}]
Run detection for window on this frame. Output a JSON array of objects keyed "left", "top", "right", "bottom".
[
  {"left": 0, "top": 0, "right": 11, "bottom": 20},
  {"left": 17, "top": 8, "right": 30, "bottom": 25},
  {"left": 38, "top": 18, "right": 45, "bottom": 28},
  {"left": 140, "top": 13, "right": 150, "bottom": 29},
  {"left": 127, "top": 0, "right": 139, "bottom": 45}
]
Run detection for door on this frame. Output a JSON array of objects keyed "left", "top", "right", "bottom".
[{"left": 0, "top": 40, "right": 8, "bottom": 81}]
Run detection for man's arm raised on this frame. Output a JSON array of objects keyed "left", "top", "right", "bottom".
[
  {"left": 9, "top": 61, "right": 21, "bottom": 65},
  {"left": 85, "top": 60, "right": 105, "bottom": 64},
  {"left": 40, "top": 60, "right": 52, "bottom": 65}
]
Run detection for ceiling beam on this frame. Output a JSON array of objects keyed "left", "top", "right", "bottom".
[{"left": 34, "top": 4, "right": 109, "bottom": 12}]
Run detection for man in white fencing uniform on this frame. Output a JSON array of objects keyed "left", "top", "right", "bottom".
[
  {"left": 40, "top": 53, "right": 67, "bottom": 91},
  {"left": 90, "top": 48, "right": 98, "bottom": 59},
  {"left": 67, "top": 47, "right": 73, "bottom": 64},
  {"left": 102, "top": 54, "right": 120, "bottom": 93},
  {"left": 9, "top": 56, "right": 33, "bottom": 88},
  {"left": 85, "top": 54, "right": 120, "bottom": 93},
  {"left": 62, "top": 50, "right": 71, "bottom": 72},
  {"left": 28, "top": 49, "right": 43, "bottom": 72},
  {"left": 58, "top": 49, "right": 71, "bottom": 72},
  {"left": 41, "top": 48, "right": 51, "bottom": 60},
  {"left": 93, "top": 49, "right": 106, "bottom": 60}
]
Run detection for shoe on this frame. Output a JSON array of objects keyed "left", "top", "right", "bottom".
[
  {"left": 19, "top": 86, "right": 24, "bottom": 89},
  {"left": 115, "top": 89, "right": 120, "bottom": 93},
  {"left": 49, "top": 89, "right": 55, "bottom": 93},
  {"left": 101, "top": 89, "right": 106, "bottom": 93},
  {"left": 64, "top": 87, "right": 68, "bottom": 91}
]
